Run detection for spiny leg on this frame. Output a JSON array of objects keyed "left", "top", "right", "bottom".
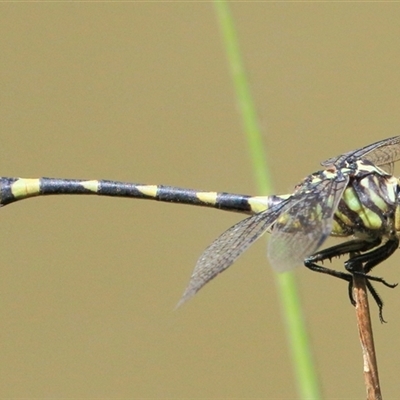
[
  {"left": 365, "top": 280, "right": 386, "bottom": 323},
  {"left": 344, "top": 238, "right": 399, "bottom": 322},
  {"left": 304, "top": 238, "right": 397, "bottom": 319},
  {"left": 345, "top": 270, "right": 386, "bottom": 321},
  {"left": 347, "top": 251, "right": 388, "bottom": 323},
  {"left": 345, "top": 237, "right": 399, "bottom": 279},
  {"left": 304, "top": 238, "right": 381, "bottom": 284},
  {"left": 304, "top": 240, "right": 371, "bottom": 306}
]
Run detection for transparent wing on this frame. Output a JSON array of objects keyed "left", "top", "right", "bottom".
[
  {"left": 177, "top": 197, "right": 299, "bottom": 306},
  {"left": 379, "top": 162, "right": 394, "bottom": 175},
  {"left": 268, "top": 175, "right": 349, "bottom": 272},
  {"left": 321, "top": 135, "right": 400, "bottom": 168}
]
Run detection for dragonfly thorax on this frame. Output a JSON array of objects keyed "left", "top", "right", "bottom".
[{"left": 332, "top": 166, "right": 398, "bottom": 238}]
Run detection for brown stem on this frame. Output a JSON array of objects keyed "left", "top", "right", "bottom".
[{"left": 353, "top": 272, "right": 382, "bottom": 400}]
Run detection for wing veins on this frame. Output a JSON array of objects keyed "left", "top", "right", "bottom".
[
  {"left": 178, "top": 197, "right": 300, "bottom": 305},
  {"left": 268, "top": 175, "right": 348, "bottom": 272},
  {"left": 321, "top": 135, "right": 400, "bottom": 168}
]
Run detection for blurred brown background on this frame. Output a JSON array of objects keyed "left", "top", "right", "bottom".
[{"left": 1, "top": 3, "right": 400, "bottom": 398}]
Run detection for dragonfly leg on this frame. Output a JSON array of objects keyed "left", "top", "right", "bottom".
[
  {"left": 304, "top": 260, "right": 352, "bottom": 283},
  {"left": 344, "top": 237, "right": 399, "bottom": 288},
  {"left": 345, "top": 238, "right": 399, "bottom": 322},
  {"left": 346, "top": 253, "right": 388, "bottom": 323},
  {"left": 304, "top": 238, "right": 381, "bottom": 280},
  {"left": 304, "top": 239, "right": 381, "bottom": 272},
  {"left": 304, "top": 238, "right": 397, "bottom": 320},
  {"left": 303, "top": 240, "right": 373, "bottom": 283},
  {"left": 366, "top": 280, "right": 386, "bottom": 323}
]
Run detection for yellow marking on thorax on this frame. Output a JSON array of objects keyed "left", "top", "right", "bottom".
[
  {"left": 81, "top": 180, "right": 99, "bottom": 193},
  {"left": 196, "top": 192, "right": 218, "bottom": 205},
  {"left": 395, "top": 204, "right": 400, "bottom": 233},
  {"left": 334, "top": 208, "right": 354, "bottom": 228},
  {"left": 362, "top": 175, "right": 393, "bottom": 211},
  {"left": 356, "top": 160, "right": 387, "bottom": 175},
  {"left": 136, "top": 185, "right": 158, "bottom": 197},
  {"left": 386, "top": 176, "right": 398, "bottom": 204},
  {"left": 11, "top": 179, "right": 41, "bottom": 199},
  {"left": 330, "top": 219, "right": 350, "bottom": 237},
  {"left": 342, "top": 186, "right": 382, "bottom": 230},
  {"left": 322, "top": 170, "right": 339, "bottom": 180}
]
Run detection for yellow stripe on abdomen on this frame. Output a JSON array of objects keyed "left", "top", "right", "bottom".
[
  {"left": 196, "top": 192, "right": 218, "bottom": 206},
  {"left": 11, "top": 178, "right": 41, "bottom": 199},
  {"left": 80, "top": 180, "right": 99, "bottom": 193},
  {"left": 136, "top": 185, "right": 158, "bottom": 198}
]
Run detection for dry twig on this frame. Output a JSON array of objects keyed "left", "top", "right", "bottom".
[{"left": 352, "top": 271, "right": 382, "bottom": 400}]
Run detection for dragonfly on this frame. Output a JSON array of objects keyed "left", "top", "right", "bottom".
[{"left": 1, "top": 136, "right": 400, "bottom": 320}]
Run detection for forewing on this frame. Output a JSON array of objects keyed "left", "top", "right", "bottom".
[
  {"left": 177, "top": 197, "right": 296, "bottom": 306},
  {"left": 321, "top": 135, "right": 400, "bottom": 168},
  {"left": 268, "top": 175, "right": 349, "bottom": 272}
]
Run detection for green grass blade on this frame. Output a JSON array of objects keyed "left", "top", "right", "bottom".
[{"left": 213, "top": 2, "right": 322, "bottom": 399}]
